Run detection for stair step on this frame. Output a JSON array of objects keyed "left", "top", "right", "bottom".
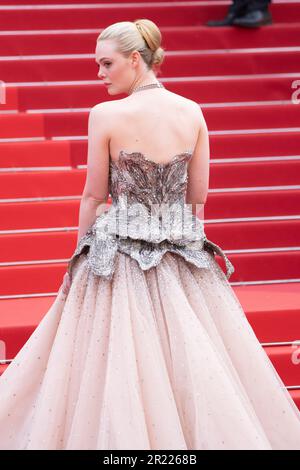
[
  {"left": 3, "top": 49, "right": 300, "bottom": 82},
  {"left": 1, "top": 220, "right": 299, "bottom": 263},
  {"left": 0, "top": 169, "right": 86, "bottom": 198},
  {"left": 210, "top": 131, "right": 300, "bottom": 159},
  {"left": 1, "top": 133, "right": 300, "bottom": 170},
  {"left": 1, "top": 23, "right": 300, "bottom": 56},
  {"left": 1, "top": 103, "right": 300, "bottom": 138},
  {"left": 0, "top": 251, "right": 300, "bottom": 294},
  {"left": 0, "top": 190, "right": 299, "bottom": 228},
  {"left": 265, "top": 345, "right": 300, "bottom": 386},
  {"left": 0, "top": 158, "right": 300, "bottom": 198},
  {"left": 6, "top": 76, "right": 299, "bottom": 112},
  {"left": 0, "top": 3, "right": 299, "bottom": 32},
  {"left": 0, "top": 113, "right": 45, "bottom": 138},
  {"left": 0, "top": 140, "right": 73, "bottom": 168},
  {"left": 236, "top": 283, "right": 300, "bottom": 343}
]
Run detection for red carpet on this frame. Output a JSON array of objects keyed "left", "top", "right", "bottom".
[{"left": 0, "top": 0, "right": 299, "bottom": 408}]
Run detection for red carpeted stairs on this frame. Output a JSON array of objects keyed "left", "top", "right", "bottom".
[{"left": 0, "top": 0, "right": 299, "bottom": 410}]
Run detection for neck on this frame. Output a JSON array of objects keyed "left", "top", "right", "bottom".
[{"left": 128, "top": 72, "right": 158, "bottom": 95}]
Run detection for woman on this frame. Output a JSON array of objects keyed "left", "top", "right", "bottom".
[{"left": 0, "top": 19, "right": 300, "bottom": 450}]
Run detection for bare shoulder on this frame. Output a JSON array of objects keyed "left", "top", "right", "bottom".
[
  {"left": 167, "top": 90, "right": 206, "bottom": 126},
  {"left": 90, "top": 100, "right": 116, "bottom": 116},
  {"left": 91, "top": 99, "right": 128, "bottom": 122},
  {"left": 88, "top": 101, "right": 118, "bottom": 134},
  {"left": 182, "top": 96, "right": 206, "bottom": 125}
]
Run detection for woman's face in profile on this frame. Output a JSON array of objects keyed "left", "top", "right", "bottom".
[{"left": 95, "top": 39, "right": 136, "bottom": 96}]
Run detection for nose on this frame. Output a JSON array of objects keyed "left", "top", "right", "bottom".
[{"left": 97, "top": 65, "right": 105, "bottom": 80}]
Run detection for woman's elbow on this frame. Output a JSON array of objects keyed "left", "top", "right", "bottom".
[{"left": 186, "top": 190, "right": 208, "bottom": 206}]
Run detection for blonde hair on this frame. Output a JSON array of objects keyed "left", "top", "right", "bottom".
[{"left": 97, "top": 19, "right": 165, "bottom": 72}]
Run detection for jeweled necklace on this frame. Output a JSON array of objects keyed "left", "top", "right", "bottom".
[{"left": 130, "top": 82, "right": 165, "bottom": 94}]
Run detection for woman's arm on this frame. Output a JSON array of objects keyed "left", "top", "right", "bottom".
[
  {"left": 186, "top": 104, "right": 210, "bottom": 222},
  {"left": 76, "top": 195, "right": 108, "bottom": 246},
  {"left": 76, "top": 102, "right": 111, "bottom": 247}
]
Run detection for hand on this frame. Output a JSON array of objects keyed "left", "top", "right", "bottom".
[{"left": 60, "top": 272, "right": 71, "bottom": 295}]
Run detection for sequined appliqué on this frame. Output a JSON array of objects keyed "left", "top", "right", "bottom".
[{"left": 67, "top": 151, "right": 235, "bottom": 281}]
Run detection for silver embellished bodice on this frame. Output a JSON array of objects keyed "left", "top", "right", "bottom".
[{"left": 67, "top": 150, "right": 234, "bottom": 281}]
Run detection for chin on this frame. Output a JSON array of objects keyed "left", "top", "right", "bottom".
[{"left": 108, "top": 88, "right": 124, "bottom": 97}]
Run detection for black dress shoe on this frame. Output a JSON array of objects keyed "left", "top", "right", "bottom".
[
  {"left": 232, "top": 10, "right": 272, "bottom": 28},
  {"left": 206, "top": 12, "right": 237, "bottom": 26}
]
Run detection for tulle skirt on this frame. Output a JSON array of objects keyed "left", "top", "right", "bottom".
[{"left": 1, "top": 250, "right": 300, "bottom": 450}]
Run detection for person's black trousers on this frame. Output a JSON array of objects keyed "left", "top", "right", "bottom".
[{"left": 229, "top": 0, "right": 271, "bottom": 15}]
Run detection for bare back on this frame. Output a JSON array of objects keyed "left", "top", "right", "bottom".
[
  {"left": 108, "top": 89, "right": 200, "bottom": 166},
  {"left": 82, "top": 88, "right": 210, "bottom": 222}
]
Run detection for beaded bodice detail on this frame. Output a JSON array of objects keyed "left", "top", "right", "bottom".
[
  {"left": 109, "top": 150, "right": 192, "bottom": 208},
  {"left": 67, "top": 150, "right": 235, "bottom": 281}
]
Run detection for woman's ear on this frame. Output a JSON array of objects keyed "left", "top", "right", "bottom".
[{"left": 131, "top": 50, "right": 140, "bottom": 68}]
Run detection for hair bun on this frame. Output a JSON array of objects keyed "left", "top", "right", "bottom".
[
  {"left": 134, "top": 21, "right": 151, "bottom": 49},
  {"left": 133, "top": 19, "right": 165, "bottom": 67},
  {"left": 152, "top": 46, "right": 164, "bottom": 67},
  {"left": 98, "top": 19, "right": 165, "bottom": 71}
]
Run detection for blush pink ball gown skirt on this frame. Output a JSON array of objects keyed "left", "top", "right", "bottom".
[
  {"left": 1, "top": 150, "right": 300, "bottom": 449},
  {"left": 0, "top": 250, "right": 300, "bottom": 450}
]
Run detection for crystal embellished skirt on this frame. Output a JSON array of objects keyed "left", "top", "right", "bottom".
[{"left": 0, "top": 250, "right": 300, "bottom": 450}]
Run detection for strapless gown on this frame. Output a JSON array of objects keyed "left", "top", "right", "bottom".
[{"left": 0, "top": 150, "right": 300, "bottom": 450}]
